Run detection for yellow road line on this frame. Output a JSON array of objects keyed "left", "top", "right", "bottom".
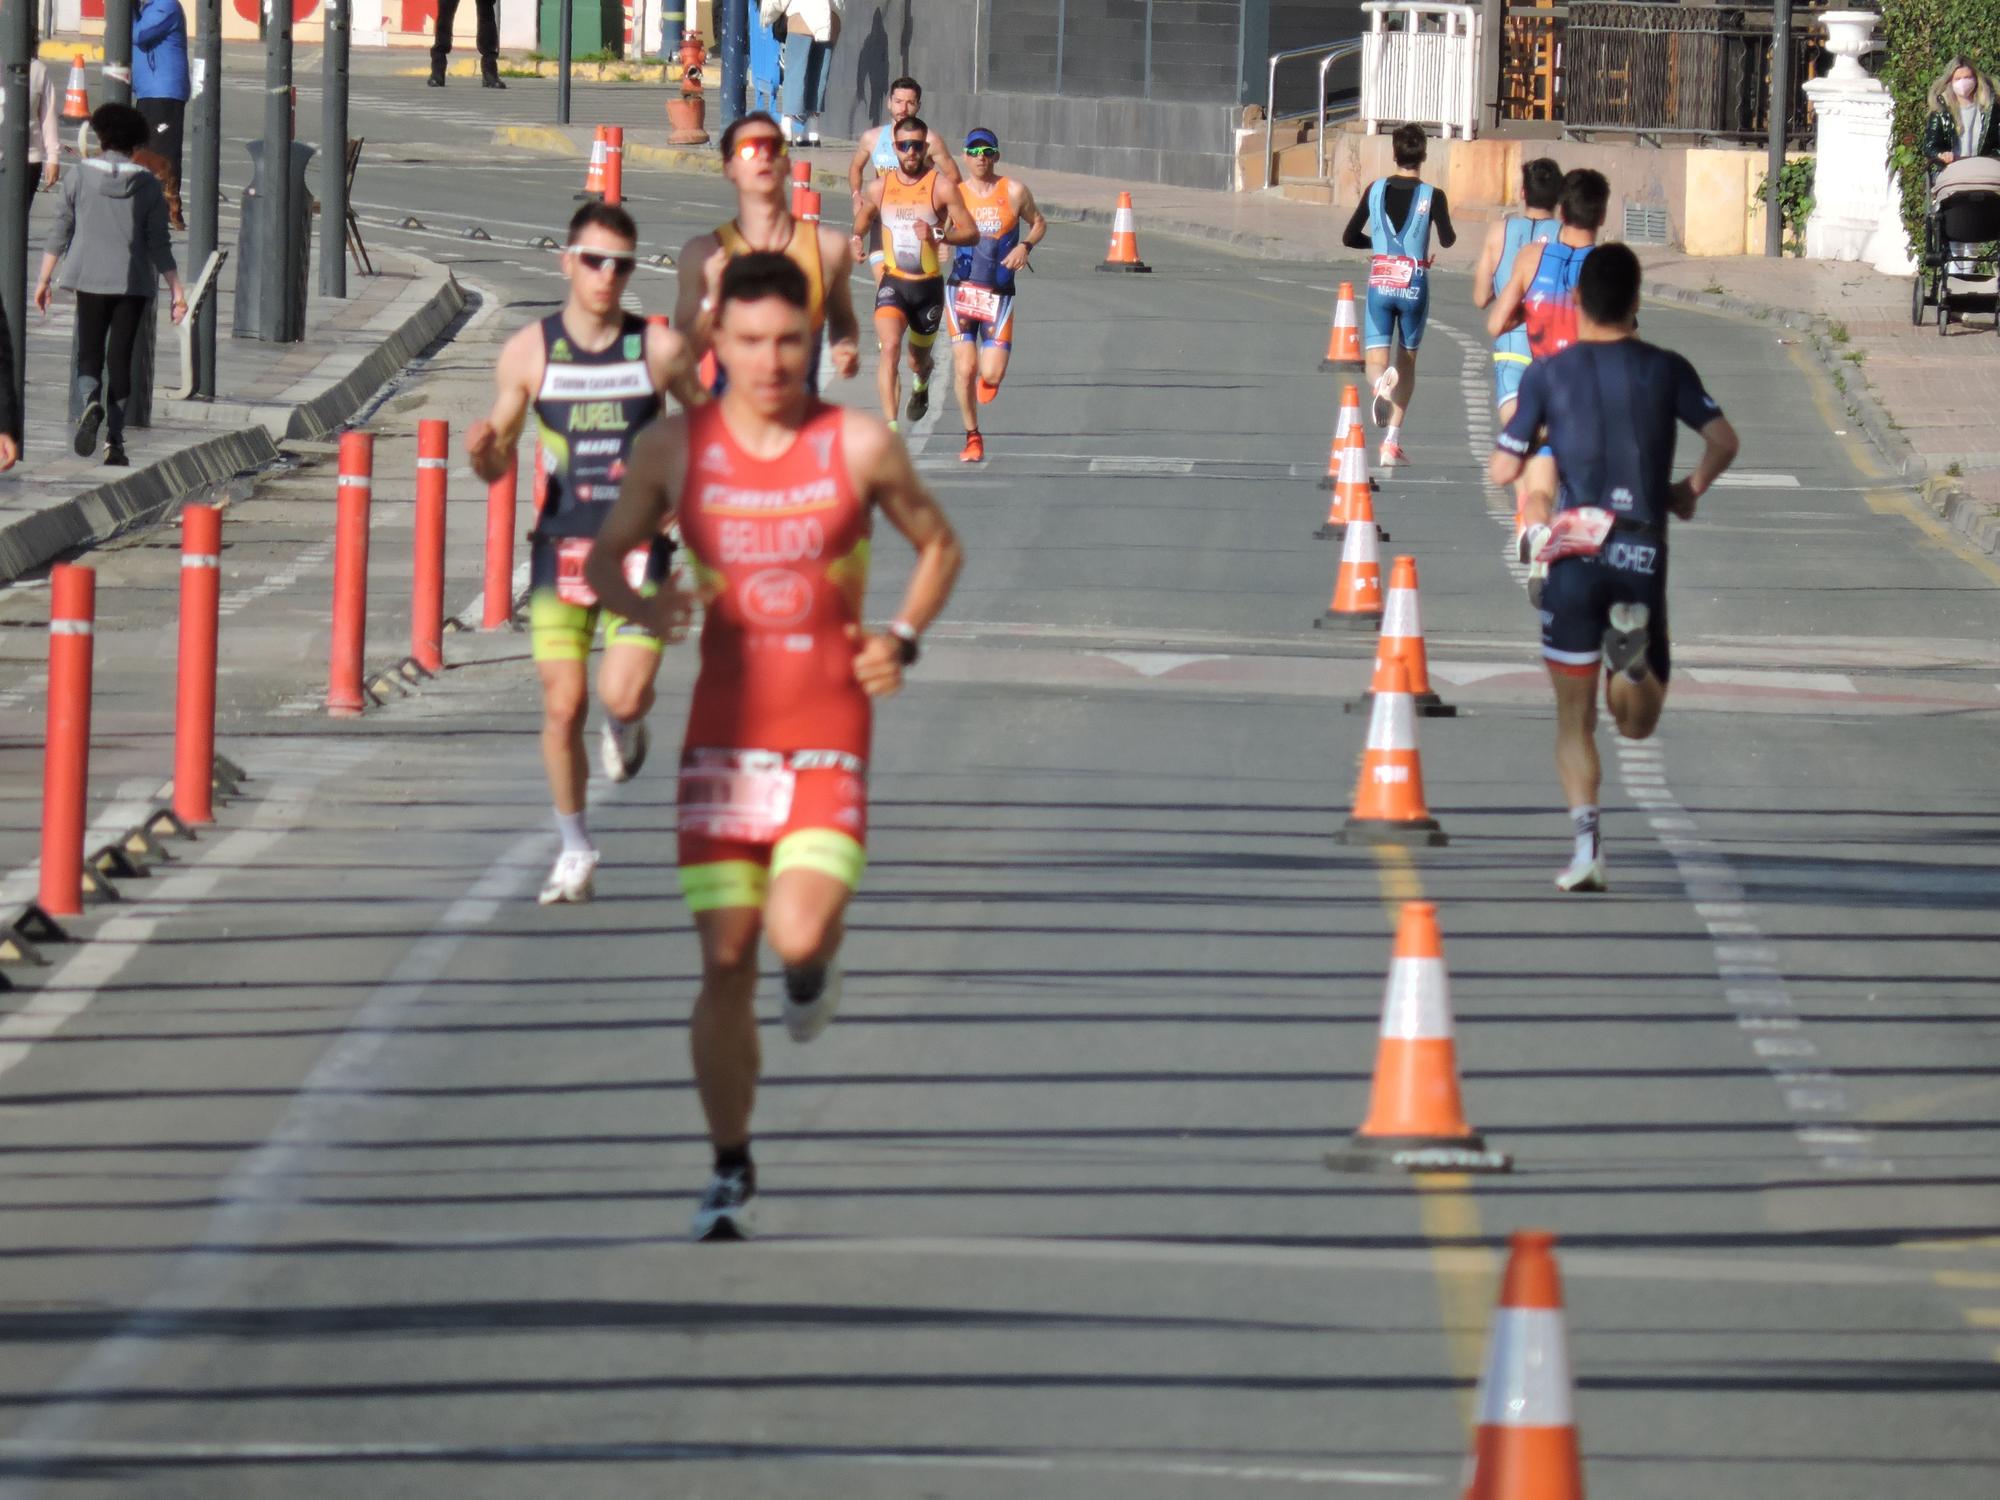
[{"left": 1371, "top": 845, "right": 1497, "bottom": 1428}]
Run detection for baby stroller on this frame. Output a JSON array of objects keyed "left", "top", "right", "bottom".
[{"left": 1912, "top": 155, "right": 2000, "bottom": 333}]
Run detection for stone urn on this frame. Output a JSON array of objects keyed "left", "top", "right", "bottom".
[
  {"left": 667, "top": 31, "right": 709, "bottom": 145},
  {"left": 1819, "top": 9, "right": 1883, "bottom": 85}
]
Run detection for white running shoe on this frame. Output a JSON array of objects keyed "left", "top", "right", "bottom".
[
  {"left": 783, "top": 964, "right": 843, "bottom": 1044},
  {"left": 1371, "top": 367, "right": 1400, "bottom": 426},
  {"left": 538, "top": 848, "right": 599, "bottom": 905},
  {"left": 1603, "top": 602, "right": 1652, "bottom": 679},
  {"left": 599, "top": 718, "right": 650, "bottom": 784},
  {"left": 1555, "top": 853, "right": 1608, "bottom": 893},
  {"left": 691, "top": 1169, "right": 758, "bottom": 1241},
  {"left": 1378, "top": 440, "right": 1408, "bottom": 469}
]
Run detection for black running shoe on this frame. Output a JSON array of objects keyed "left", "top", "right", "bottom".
[
  {"left": 1602, "top": 602, "right": 1651, "bottom": 680},
  {"left": 104, "top": 444, "right": 128, "bottom": 468},
  {"left": 73, "top": 401, "right": 103, "bottom": 457},
  {"left": 906, "top": 381, "right": 929, "bottom": 423},
  {"left": 691, "top": 1169, "right": 757, "bottom": 1241}
]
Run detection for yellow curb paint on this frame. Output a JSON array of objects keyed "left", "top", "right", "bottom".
[
  {"left": 38, "top": 41, "right": 104, "bottom": 62},
  {"left": 496, "top": 125, "right": 582, "bottom": 158},
  {"left": 1934, "top": 1271, "right": 2000, "bottom": 1291},
  {"left": 1372, "top": 844, "right": 1497, "bottom": 1432},
  {"left": 1965, "top": 1308, "right": 2000, "bottom": 1328},
  {"left": 1903, "top": 1235, "right": 2000, "bottom": 1253}
]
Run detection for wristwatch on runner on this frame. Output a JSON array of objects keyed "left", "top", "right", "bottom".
[{"left": 887, "top": 619, "right": 920, "bottom": 666}]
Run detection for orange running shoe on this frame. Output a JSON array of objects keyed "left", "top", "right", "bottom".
[
  {"left": 960, "top": 430, "right": 985, "bottom": 463},
  {"left": 976, "top": 377, "right": 1001, "bottom": 405}
]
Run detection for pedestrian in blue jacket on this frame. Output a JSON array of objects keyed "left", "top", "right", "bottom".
[{"left": 133, "top": 0, "right": 190, "bottom": 223}]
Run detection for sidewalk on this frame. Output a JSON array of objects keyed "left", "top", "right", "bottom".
[
  {"left": 0, "top": 245, "right": 465, "bottom": 582},
  {"left": 494, "top": 120, "right": 2000, "bottom": 557}
]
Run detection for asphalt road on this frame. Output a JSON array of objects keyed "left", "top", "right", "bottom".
[{"left": 0, "top": 50, "right": 1994, "bottom": 1498}]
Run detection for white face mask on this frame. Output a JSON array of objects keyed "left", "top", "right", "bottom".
[{"left": 1954, "top": 77, "right": 1978, "bottom": 100}]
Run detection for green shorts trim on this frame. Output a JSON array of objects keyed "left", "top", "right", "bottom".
[
  {"left": 678, "top": 831, "right": 867, "bottom": 913},
  {"left": 679, "top": 859, "right": 769, "bottom": 913},
  {"left": 528, "top": 585, "right": 665, "bottom": 665},
  {"left": 771, "top": 829, "right": 868, "bottom": 887}
]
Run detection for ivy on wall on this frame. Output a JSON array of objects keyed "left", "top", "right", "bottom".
[{"left": 1882, "top": 0, "right": 1999, "bottom": 248}]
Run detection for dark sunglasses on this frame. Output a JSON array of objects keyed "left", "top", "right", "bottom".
[
  {"left": 732, "top": 136, "right": 787, "bottom": 162},
  {"left": 894, "top": 139, "right": 928, "bottom": 153},
  {"left": 965, "top": 145, "right": 998, "bottom": 158},
  {"left": 571, "top": 249, "right": 636, "bottom": 275}
]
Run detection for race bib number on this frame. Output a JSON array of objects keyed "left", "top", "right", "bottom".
[
  {"left": 1369, "top": 254, "right": 1418, "bottom": 290},
  {"left": 951, "top": 282, "right": 1002, "bottom": 323},
  {"left": 553, "top": 538, "right": 649, "bottom": 607},
  {"left": 679, "top": 755, "right": 797, "bottom": 843},
  {"left": 1535, "top": 507, "right": 1616, "bottom": 565}
]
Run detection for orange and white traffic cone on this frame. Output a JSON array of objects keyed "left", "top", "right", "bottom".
[
  {"left": 1319, "top": 282, "right": 1363, "bottom": 370},
  {"left": 1334, "top": 662, "right": 1449, "bottom": 845},
  {"left": 1096, "top": 191, "right": 1152, "bottom": 273},
  {"left": 577, "top": 126, "right": 608, "bottom": 199},
  {"left": 1349, "top": 556, "right": 1452, "bottom": 716},
  {"left": 1326, "top": 902, "right": 1507, "bottom": 1173},
  {"left": 1464, "top": 1231, "right": 1583, "bottom": 1499},
  {"left": 1314, "top": 510, "right": 1382, "bottom": 629},
  {"left": 61, "top": 55, "right": 89, "bottom": 122},
  {"left": 1316, "top": 383, "right": 1361, "bottom": 492},
  {"left": 1331, "top": 422, "right": 1391, "bottom": 542}
]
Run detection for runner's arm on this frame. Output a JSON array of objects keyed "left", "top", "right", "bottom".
[
  {"left": 847, "top": 133, "right": 874, "bottom": 200},
  {"left": 465, "top": 326, "right": 540, "bottom": 482},
  {"left": 1004, "top": 183, "right": 1048, "bottom": 270},
  {"left": 584, "top": 419, "right": 690, "bottom": 635},
  {"left": 819, "top": 223, "right": 862, "bottom": 373},
  {"left": 1488, "top": 363, "right": 1548, "bottom": 488},
  {"left": 1431, "top": 188, "right": 1456, "bottom": 250},
  {"left": 845, "top": 412, "right": 963, "bottom": 696},
  {"left": 936, "top": 179, "right": 980, "bottom": 248},
  {"left": 1668, "top": 360, "right": 1738, "bottom": 518},
  {"left": 672, "top": 231, "right": 726, "bottom": 356},
  {"left": 1486, "top": 242, "right": 1540, "bottom": 339},
  {"left": 647, "top": 319, "right": 704, "bottom": 410},
  {"left": 1340, "top": 199, "right": 1371, "bottom": 251},
  {"left": 851, "top": 179, "right": 882, "bottom": 238},
  {"left": 1471, "top": 220, "right": 1506, "bottom": 307},
  {"left": 929, "top": 134, "right": 962, "bottom": 185}
]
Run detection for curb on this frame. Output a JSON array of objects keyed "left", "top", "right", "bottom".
[
  {"left": 1641, "top": 277, "right": 2000, "bottom": 559},
  {"left": 0, "top": 256, "right": 469, "bottom": 584},
  {"left": 406, "top": 57, "right": 674, "bottom": 83}
]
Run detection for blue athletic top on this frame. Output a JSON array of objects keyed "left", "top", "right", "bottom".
[
  {"left": 1524, "top": 239, "right": 1592, "bottom": 359},
  {"left": 870, "top": 122, "right": 901, "bottom": 175},
  {"left": 1497, "top": 339, "right": 1723, "bottom": 535},
  {"left": 1493, "top": 215, "right": 1558, "bottom": 366},
  {"left": 1367, "top": 178, "right": 1433, "bottom": 296}
]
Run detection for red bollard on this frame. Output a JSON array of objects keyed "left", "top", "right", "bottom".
[
  {"left": 413, "top": 418, "right": 448, "bottom": 673},
  {"left": 604, "top": 125, "right": 625, "bottom": 207},
  {"left": 327, "top": 429, "right": 374, "bottom": 717},
  {"left": 790, "top": 159, "right": 811, "bottom": 217},
  {"left": 39, "top": 565, "right": 96, "bottom": 917},
  {"left": 174, "top": 505, "right": 222, "bottom": 825},
  {"left": 483, "top": 452, "right": 518, "bottom": 629},
  {"left": 799, "top": 186, "right": 822, "bottom": 224}
]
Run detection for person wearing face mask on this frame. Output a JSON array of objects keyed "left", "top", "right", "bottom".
[{"left": 1923, "top": 57, "right": 2000, "bottom": 275}]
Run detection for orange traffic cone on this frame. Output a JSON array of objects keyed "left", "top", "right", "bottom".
[
  {"left": 1464, "top": 1231, "right": 1583, "bottom": 1499},
  {"left": 1320, "top": 282, "right": 1363, "bottom": 370},
  {"left": 1315, "top": 510, "right": 1383, "bottom": 628},
  {"left": 1096, "top": 191, "right": 1151, "bottom": 273},
  {"left": 1327, "top": 902, "right": 1508, "bottom": 1174},
  {"left": 1334, "top": 662, "right": 1449, "bottom": 845},
  {"left": 1326, "top": 422, "right": 1390, "bottom": 543},
  {"left": 1349, "top": 556, "right": 1452, "bottom": 717},
  {"left": 577, "top": 126, "right": 608, "bottom": 199},
  {"left": 1316, "top": 383, "right": 1361, "bottom": 491},
  {"left": 61, "top": 55, "right": 89, "bottom": 122}
]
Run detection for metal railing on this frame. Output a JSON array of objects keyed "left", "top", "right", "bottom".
[
  {"left": 1264, "top": 39, "right": 1365, "bottom": 188},
  {"left": 1361, "top": 2, "right": 1483, "bottom": 141}
]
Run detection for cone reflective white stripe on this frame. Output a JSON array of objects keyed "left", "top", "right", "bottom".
[
  {"left": 1380, "top": 575, "right": 1419, "bottom": 640},
  {"left": 1474, "top": 1309, "right": 1576, "bottom": 1427},
  {"left": 1379, "top": 956, "right": 1452, "bottom": 1039},
  {"left": 1364, "top": 678, "right": 1414, "bottom": 754},
  {"left": 1343, "top": 515, "right": 1379, "bottom": 568}
]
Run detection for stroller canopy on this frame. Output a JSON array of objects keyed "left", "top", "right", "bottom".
[{"left": 1933, "top": 155, "right": 2000, "bottom": 202}]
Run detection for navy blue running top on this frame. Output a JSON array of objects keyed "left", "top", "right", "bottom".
[{"left": 1497, "top": 338, "right": 1723, "bottom": 535}]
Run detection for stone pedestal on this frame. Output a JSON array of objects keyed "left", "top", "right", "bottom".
[{"left": 1802, "top": 11, "right": 1914, "bottom": 274}]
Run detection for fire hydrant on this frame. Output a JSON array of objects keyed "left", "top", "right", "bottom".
[{"left": 668, "top": 30, "right": 710, "bottom": 144}]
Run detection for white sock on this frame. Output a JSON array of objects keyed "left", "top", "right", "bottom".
[
  {"left": 555, "top": 809, "right": 593, "bottom": 854},
  {"left": 1383, "top": 423, "right": 1401, "bottom": 448},
  {"left": 1570, "top": 805, "right": 1599, "bottom": 867}
]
